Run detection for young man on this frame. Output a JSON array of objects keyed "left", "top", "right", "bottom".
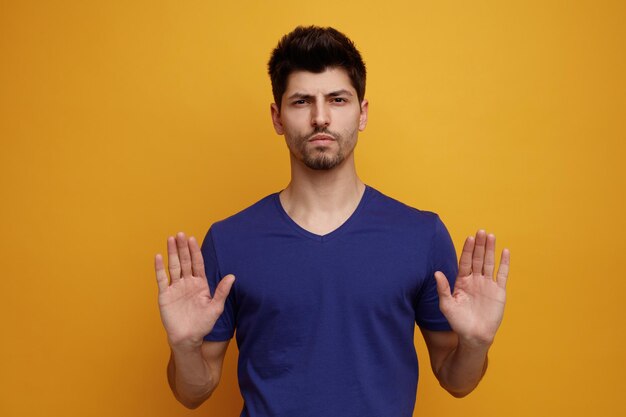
[{"left": 154, "top": 26, "right": 510, "bottom": 417}]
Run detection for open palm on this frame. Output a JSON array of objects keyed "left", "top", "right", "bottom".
[
  {"left": 154, "top": 233, "right": 235, "bottom": 349},
  {"left": 434, "top": 230, "right": 510, "bottom": 346}
]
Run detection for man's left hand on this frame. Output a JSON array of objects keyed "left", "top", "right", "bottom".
[{"left": 434, "top": 230, "right": 510, "bottom": 347}]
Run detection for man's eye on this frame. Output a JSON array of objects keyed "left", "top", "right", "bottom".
[
  {"left": 332, "top": 98, "right": 347, "bottom": 103},
  {"left": 294, "top": 99, "right": 307, "bottom": 105}
]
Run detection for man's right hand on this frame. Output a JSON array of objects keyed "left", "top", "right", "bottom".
[{"left": 154, "top": 232, "right": 235, "bottom": 350}]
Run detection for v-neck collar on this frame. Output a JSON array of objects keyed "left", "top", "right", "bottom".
[{"left": 273, "top": 184, "right": 373, "bottom": 242}]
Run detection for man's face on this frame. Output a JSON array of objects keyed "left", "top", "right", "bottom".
[{"left": 271, "top": 68, "right": 368, "bottom": 170}]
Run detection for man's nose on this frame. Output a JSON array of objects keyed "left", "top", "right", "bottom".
[{"left": 311, "top": 101, "right": 330, "bottom": 127}]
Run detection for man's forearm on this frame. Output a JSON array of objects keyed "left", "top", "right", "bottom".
[
  {"left": 167, "top": 346, "right": 217, "bottom": 409},
  {"left": 435, "top": 339, "right": 490, "bottom": 398}
]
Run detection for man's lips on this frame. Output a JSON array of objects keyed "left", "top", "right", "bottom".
[{"left": 308, "top": 134, "right": 336, "bottom": 142}]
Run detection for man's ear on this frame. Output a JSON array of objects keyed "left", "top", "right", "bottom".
[
  {"left": 358, "top": 99, "right": 369, "bottom": 131},
  {"left": 270, "top": 103, "right": 284, "bottom": 135}
]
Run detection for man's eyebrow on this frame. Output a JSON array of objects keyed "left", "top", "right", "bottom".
[
  {"left": 287, "top": 92, "right": 313, "bottom": 100},
  {"left": 327, "top": 89, "right": 353, "bottom": 97},
  {"left": 286, "top": 89, "right": 354, "bottom": 100}
]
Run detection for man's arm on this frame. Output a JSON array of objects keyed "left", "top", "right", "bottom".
[
  {"left": 167, "top": 340, "right": 230, "bottom": 409},
  {"left": 420, "top": 329, "right": 489, "bottom": 397},
  {"left": 426, "top": 229, "right": 510, "bottom": 397},
  {"left": 154, "top": 232, "right": 236, "bottom": 408}
]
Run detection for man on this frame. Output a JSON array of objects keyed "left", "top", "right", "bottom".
[{"left": 154, "top": 26, "right": 510, "bottom": 416}]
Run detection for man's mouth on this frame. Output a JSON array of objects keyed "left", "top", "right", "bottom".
[{"left": 308, "top": 134, "right": 336, "bottom": 142}]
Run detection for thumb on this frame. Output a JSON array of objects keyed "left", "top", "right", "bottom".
[
  {"left": 212, "top": 274, "right": 236, "bottom": 306},
  {"left": 434, "top": 271, "right": 452, "bottom": 302}
]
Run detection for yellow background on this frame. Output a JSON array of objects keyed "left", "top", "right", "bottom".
[{"left": 2, "top": 0, "right": 625, "bottom": 416}]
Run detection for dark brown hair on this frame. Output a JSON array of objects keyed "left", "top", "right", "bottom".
[{"left": 268, "top": 26, "right": 366, "bottom": 109}]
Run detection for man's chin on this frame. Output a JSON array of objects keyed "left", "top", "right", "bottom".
[{"left": 303, "top": 156, "right": 343, "bottom": 170}]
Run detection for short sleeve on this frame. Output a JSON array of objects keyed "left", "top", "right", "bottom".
[
  {"left": 201, "top": 227, "right": 236, "bottom": 341},
  {"left": 414, "top": 214, "right": 458, "bottom": 331}
]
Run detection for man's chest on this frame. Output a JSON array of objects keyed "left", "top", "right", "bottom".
[{"left": 222, "top": 234, "right": 432, "bottom": 333}]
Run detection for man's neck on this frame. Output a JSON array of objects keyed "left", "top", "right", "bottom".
[{"left": 279, "top": 154, "right": 365, "bottom": 236}]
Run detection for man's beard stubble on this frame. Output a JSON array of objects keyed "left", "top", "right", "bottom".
[
  {"left": 291, "top": 126, "right": 355, "bottom": 171},
  {"left": 302, "top": 146, "right": 343, "bottom": 170}
]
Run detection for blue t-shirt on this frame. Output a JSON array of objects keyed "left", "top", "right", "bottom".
[{"left": 201, "top": 184, "right": 458, "bottom": 417}]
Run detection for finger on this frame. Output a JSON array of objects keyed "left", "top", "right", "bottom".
[
  {"left": 189, "top": 236, "right": 206, "bottom": 279},
  {"left": 154, "top": 254, "right": 169, "bottom": 292},
  {"left": 211, "top": 274, "right": 236, "bottom": 306},
  {"left": 176, "top": 232, "right": 193, "bottom": 278},
  {"left": 496, "top": 248, "right": 510, "bottom": 289},
  {"left": 434, "top": 271, "right": 452, "bottom": 303},
  {"left": 167, "top": 236, "right": 182, "bottom": 283},
  {"left": 483, "top": 233, "right": 496, "bottom": 279},
  {"left": 458, "top": 236, "right": 475, "bottom": 277},
  {"left": 472, "top": 229, "right": 487, "bottom": 276}
]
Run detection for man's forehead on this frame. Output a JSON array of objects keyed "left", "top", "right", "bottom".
[{"left": 284, "top": 68, "right": 356, "bottom": 96}]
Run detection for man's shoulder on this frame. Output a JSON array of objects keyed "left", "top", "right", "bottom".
[
  {"left": 209, "top": 191, "right": 278, "bottom": 235},
  {"left": 367, "top": 186, "right": 452, "bottom": 252},
  {"left": 368, "top": 185, "right": 441, "bottom": 226}
]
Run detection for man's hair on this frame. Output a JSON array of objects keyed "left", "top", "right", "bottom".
[{"left": 268, "top": 26, "right": 366, "bottom": 109}]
